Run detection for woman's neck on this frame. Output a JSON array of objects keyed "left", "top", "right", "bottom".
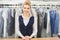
[{"left": 23, "top": 13, "right": 30, "bottom": 19}]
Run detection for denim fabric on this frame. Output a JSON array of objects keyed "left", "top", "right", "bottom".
[{"left": 50, "top": 10, "right": 59, "bottom": 35}]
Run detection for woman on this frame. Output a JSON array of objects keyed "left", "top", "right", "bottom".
[{"left": 16, "top": 0, "right": 37, "bottom": 40}]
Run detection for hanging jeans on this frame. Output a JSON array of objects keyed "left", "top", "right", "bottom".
[{"left": 50, "top": 10, "right": 59, "bottom": 37}]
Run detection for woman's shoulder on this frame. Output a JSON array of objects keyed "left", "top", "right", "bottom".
[
  {"left": 19, "top": 15, "right": 22, "bottom": 19},
  {"left": 19, "top": 15, "right": 22, "bottom": 17},
  {"left": 19, "top": 14, "right": 23, "bottom": 17},
  {"left": 31, "top": 16, "right": 34, "bottom": 18},
  {"left": 30, "top": 16, "right": 34, "bottom": 20}
]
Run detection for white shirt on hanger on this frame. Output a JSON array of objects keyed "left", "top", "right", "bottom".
[{"left": 2, "top": 8, "right": 8, "bottom": 38}]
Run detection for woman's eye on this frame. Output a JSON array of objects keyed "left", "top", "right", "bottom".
[{"left": 27, "top": 8, "right": 29, "bottom": 9}]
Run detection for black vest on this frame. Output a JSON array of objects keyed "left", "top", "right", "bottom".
[{"left": 19, "top": 16, "right": 34, "bottom": 36}]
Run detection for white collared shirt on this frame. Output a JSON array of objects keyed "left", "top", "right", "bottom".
[{"left": 22, "top": 14, "right": 31, "bottom": 26}]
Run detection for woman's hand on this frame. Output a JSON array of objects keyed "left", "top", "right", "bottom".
[
  {"left": 21, "top": 36, "right": 32, "bottom": 40},
  {"left": 25, "top": 36, "right": 31, "bottom": 40},
  {"left": 22, "top": 36, "right": 25, "bottom": 40}
]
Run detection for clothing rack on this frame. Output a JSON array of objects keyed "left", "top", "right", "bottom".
[
  {"left": 0, "top": 1, "right": 60, "bottom": 8},
  {"left": 0, "top": 1, "right": 60, "bottom": 38}
]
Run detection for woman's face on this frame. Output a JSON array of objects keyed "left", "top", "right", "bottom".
[{"left": 23, "top": 5, "right": 30, "bottom": 14}]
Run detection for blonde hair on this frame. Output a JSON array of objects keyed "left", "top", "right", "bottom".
[{"left": 23, "top": 0, "right": 31, "bottom": 8}]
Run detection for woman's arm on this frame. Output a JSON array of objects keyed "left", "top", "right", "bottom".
[
  {"left": 29, "top": 8, "right": 38, "bottom": 38},
  {"left": 15, "top": 15, "right": 24, "bottom": 38},
  {"left": 30, "top": 16, "right": 37, "bottom": 38}
]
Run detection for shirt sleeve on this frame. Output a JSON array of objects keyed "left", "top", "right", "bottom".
[
  {"left": 30, "top": 17, "right": 37, "bottom": 38},
  {"left": 30, "top": 9, "right": 38, "bottom": 38},
  {"left": 15, "top": 15, "right": 24, "bottom": 38}
]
